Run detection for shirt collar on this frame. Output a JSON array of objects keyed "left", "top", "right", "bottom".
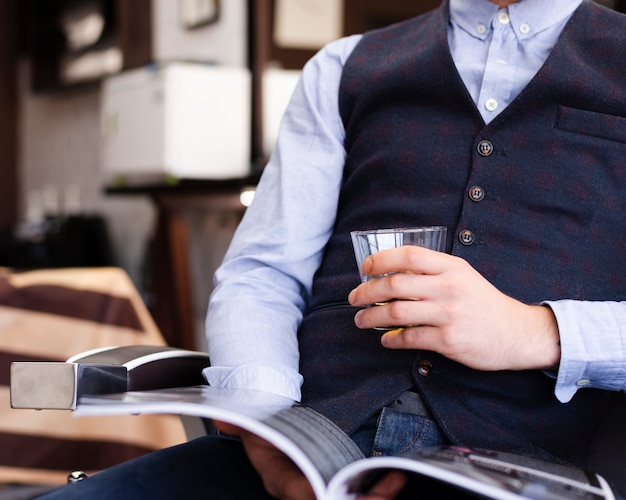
[{"left": 449, "top": 0, "right": 583, "bottom": 41}]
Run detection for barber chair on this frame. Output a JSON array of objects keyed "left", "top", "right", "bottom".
[{"left": 9, "top": 346, "right": 626, "bottom": 496}]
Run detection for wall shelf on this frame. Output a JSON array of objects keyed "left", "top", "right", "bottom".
[{"left": 25, "top": 0, "right": 152, "bottom": 92}]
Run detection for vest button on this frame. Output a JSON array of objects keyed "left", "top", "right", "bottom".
[
  {"left": 477, "top": 140, "right": 494, "bottom": 156},
  {"left": 417, "top": 359, "right": 432, "bottom": 377},
  {"left": 468, "top": 186, "right": 485, "bottom": 202},
  {"left": 459, "top": 230, "right": 475, "bottom": 246}
]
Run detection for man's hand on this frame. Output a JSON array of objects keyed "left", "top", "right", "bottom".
[
  {"left": 357, "top": 471, "right": 407, "bottom": 498},
  {"left": 213, "top": 422, "right": 408, "bottom": 499},
  {"left": 214, "top": 421, "right": 315, "bottom": 500},
  {"left": 348, "top": 246, "right": 561, "bottom": 371}
]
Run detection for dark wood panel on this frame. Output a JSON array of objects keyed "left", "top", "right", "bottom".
[
  {"left": 249, "top": 0, "right": 272, "bottom": 169},
  {"left": 116, "top": 0, "right": 152, "bottom": 69},
  {"left": 343, "top": 0, "right": 442, "bottom": 34},
  {"left": 0, "top": 0, "right": 18, "bottom": 229}
]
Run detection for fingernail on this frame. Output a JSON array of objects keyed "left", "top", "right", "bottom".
[
  {"left": 354, "top": 310, "right": 363, "bottom": 327},
  {"left": 362, "top": 257, "right": 372, "bottom": 274},
  {"left": 380, "top": 329, "right": 403, "bottom": 348},
  {"left": 380, "top": 332, "right": 389, "bottom": 346}
]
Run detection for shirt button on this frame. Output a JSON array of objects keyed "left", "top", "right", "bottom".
[
  {"left": 477, "top": 24, "right": 487, "bottom": 34},
  {"left": 519, "top": 23, "right": 530, "bottom": 34},
  {"left": 469, "top": 186, "right": 485, "bottom": 202},
  {"left": 498, "top": 11, "right": 511, "bottom": 24},
  {"left": 576, "top": 379, "right": 592, "bottom": 387},
  {"left": 477, "top": 140, "right": 494, "bottom": 156},
  {"left": 417, "top": 359, "right": 432, "bottom": 377},
  {"left": 485, "top": 98, "right": 498, "bottom": 112},
  {"left": 459, "top": 230, "right": 475, "bottom": 246}
]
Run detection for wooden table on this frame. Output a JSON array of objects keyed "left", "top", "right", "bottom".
[{"left": 106, "top": 175, "right": 259, "bottom": 350}]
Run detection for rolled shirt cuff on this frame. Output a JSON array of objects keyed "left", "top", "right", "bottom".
[
  {"left": 203, "top": 364, "right": 303, "bottom": 402},
  {"left": 544, "top": 300, "right": 626, "bottom": 403}
]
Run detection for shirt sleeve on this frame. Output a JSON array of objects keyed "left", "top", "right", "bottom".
[
  {"left": 203, "top": 35, "right": 363, "bottom": 401},
  {"left": 545, "top": 300, "right": 626, "bottom": 403}
]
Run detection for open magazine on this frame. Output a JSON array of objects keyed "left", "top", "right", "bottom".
[{"left": 75, "top": 386, "right": 617, "bottom": 500}]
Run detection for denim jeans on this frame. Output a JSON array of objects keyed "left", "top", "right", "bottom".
[
  {"left": 352, "top": 407, "right": 449, "bottom": 457},
  {"left": 37, "top": 409, "right": 448, "bottom": 499}
]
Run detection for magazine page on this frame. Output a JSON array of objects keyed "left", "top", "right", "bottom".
[
  {"left": 326, "top": 446, "right": 616, "bottom": 500},
  {"left": 75, "top": 385, "right": 364, "bottom": 499},
  {"left": 75, "top": 388, "right": 617, "bottom": 500}
]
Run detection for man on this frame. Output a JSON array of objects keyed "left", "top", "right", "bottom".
[{"left": 40, "top": 0, "right": 626, "bottom": 498}]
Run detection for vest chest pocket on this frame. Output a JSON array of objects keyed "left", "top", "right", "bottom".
[{"left": 555, "top": 105, "right": 626, "bottom": 144}]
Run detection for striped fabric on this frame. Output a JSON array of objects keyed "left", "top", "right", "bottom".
[{"left": 0, "top": 267, "right": 187, "bottom": 485}]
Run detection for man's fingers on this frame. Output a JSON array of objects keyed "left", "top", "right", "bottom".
[
  {"left": 241, "top": 433, "right": 316, "bottom": 500},
  {"left": 213, "top": 420, "right": 245, "bottom": 436},
  {"left": 359, "top": 471, "right": 407, "bottom": 499},
  {"left": 380, "top": 326, "right": 436, "bottom": 350},
  {"left": 264, "top": 461, "right": 315, "bottom": 500},
  {"left": 363, "top": 245, "right": 450, "bottom": 277},
  {"left": 353, "top": 298, "right": 441, "bottom": 331}
]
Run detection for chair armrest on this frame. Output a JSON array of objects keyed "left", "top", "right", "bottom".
[{"left": 10, "top": 346, "right": 210, "bottom": 410}]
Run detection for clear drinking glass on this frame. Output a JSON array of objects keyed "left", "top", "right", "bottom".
[{"left": 350, "top": 226, "right": 447, "bottom": 329}]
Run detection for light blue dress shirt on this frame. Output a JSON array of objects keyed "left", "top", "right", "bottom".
[{"left": 205, "top": 0, "right": 626, "bottom": 404}]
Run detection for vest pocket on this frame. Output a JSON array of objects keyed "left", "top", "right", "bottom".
[{"left": 555, "top": 105, "right": 626, "bottom": 144}]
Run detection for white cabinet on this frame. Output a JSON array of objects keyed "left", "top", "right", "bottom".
[
  {"left": 262, "top": 68, "right": 301, "bottom": 157},
  {"left": 101, "top": 63, "right": 251, "bottom": 180}
]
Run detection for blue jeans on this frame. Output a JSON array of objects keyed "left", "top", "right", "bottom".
[
  {"left": 352, "top": 407, "right": 449, "bottom": 457},
  {"left": 37, "top": 410, "right": 448, "bottom": 499}
]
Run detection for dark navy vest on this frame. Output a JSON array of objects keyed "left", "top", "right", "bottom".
[{"left": 298, "top": 0, "right": 626, "bottom": 467}]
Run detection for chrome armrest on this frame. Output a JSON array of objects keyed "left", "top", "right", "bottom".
[{"left": 10, "top": 345, "right": 211, "bottom": 410}]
